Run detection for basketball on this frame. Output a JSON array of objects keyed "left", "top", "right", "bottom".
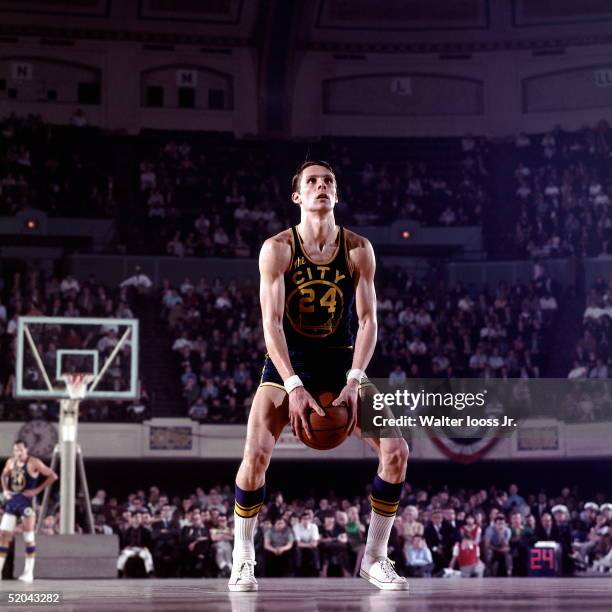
[{"left": 301, "top": 391, "right": 350, "bottom": 451}]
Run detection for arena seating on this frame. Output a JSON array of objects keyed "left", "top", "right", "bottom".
[
  {"left": 510, "top": 121, "right": 612, "bottom": 259},
  {"left": 1, "top": 114, "right": 491, "bottom": 258},
  {"left": 160, "top": 268, "right": 560, "bottom": 423},
  {"left": 566, "top": 278, "right": 612, "bottom": 423},
  {"left": 0, "top": 113, "right": 113, "bottom": 218},
  {"left": 6, "top": 113, "right": 612, "bottom": 264},
  {"left": 42, "top": 482, "right": 609, "bottom": 579},
  {"left": 0, "top": 270, "right": 149, "bottom": 422}
]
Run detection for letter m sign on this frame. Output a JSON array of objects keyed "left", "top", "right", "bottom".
[{"left": 176, "top": 69, "right": 197, "bottom": 87}]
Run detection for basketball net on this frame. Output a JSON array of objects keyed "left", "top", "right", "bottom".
[{"left": 60, "top": 373, "right": 94, "bottom": 401}]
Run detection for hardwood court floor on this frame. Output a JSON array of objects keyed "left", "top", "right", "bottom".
[{"left": 1, "top": 577, "right": 612, "bottom": 611}]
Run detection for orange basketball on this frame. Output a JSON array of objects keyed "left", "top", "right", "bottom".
[{"left": 301, "top": 391, "right": 350, "bottom": 451}]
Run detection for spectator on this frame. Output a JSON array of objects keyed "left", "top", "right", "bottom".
[
  {"left": 120, "top": 267, "right": 153, "bottom": 291},
  {"left": 505, "top": 484, "right": 527, "bottom": 514},
  {"left": 151, "top": 504, "right": 181, "bottom": 577},
  {"left": 531, "top": 493, "right": 550, "bottom": 524},
  {"left": 551, "top": 505, "right": 574, "bottom": 575},
  {"left": 345, "top": 506, "right": 366, "bottom": 576},
  {"left": 461, "top": 515, "right": 481, "bottom": 544},
  {"left": 40, "top": 515, "right": 58, "bottom": 536},
  {"left": 210, "top": 514, "right": 234, "bottom": 577},
  {"left": 319, "top": 514, "right": 350, "bottom": 577},
  {"left": 442, "top": 508, "right": 461, "bottom": 560},
  {"left": 404, "top": 534, "right": 434, "bottom": 577},
  {"left": 450, "top": 535, "right": 484, "bottom": 577},
  {"left": 401, "top": 505, "right": 424, "bottom": 540},
  {"left": 388, "top": 364, "right": 407, "bottom": 387},
  {"left": 70, "top": 108, "right": 88, "bottom": 128},
  {"left": 94, "top": 513, "right": 114, "bottom": 535},
  {"left": 117, "top": 512, "right": 154, "bottom": 578},
  {"left": 293, "top": 512, "right": 320, "bottom": 577},
  {"left": 424, "top": 510, "right": 448, "bottom": 575},
  {"left": 180, "top": 508, "right": 210, "bottom": 576},
  {"left": 264, "top": 518, "right": 294, "bottom": 577},
  {"left": 484, "top": 515, "right": 512, "bottom": 577},
  {"left": 509, "top": 512, "right": 533, "bottom": 576}
]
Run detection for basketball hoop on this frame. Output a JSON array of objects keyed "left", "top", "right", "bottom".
[{"left": 60, "top": 373, "right": 94, "bottom": 400}]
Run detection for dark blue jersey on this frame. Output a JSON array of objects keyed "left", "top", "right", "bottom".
[
  {"left": 5, "top": 457, "right": 38, "bottom": 517},
  {"left": 8, "top": 457, "right": 38, "bottom": 494},
  {"left": 283, "top": 226, "right": 355, "bottom": 351}
]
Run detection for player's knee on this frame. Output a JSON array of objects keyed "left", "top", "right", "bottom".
[
  {"left": 0, "top": 513, "right": 17, "bottom": 535},
  {"left": 382, "top": 439, "right": 409, "bottom": 470},
  {"left": 242, "top": 446, "right": 272, "bottom": 475}
]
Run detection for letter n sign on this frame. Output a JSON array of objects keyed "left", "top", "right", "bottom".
[
  {"left": 11, "top": 62, "right": 33, "bottom": 81},
  {"left": 176, "top": 69, "right": 197, "bottom": 87}
]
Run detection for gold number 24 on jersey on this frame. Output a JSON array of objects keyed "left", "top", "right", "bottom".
[{"left": 299, "top": 287, "right": 337, "bottom": 313}]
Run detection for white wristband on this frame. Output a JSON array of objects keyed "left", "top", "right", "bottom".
[
  {"left": 284, "top": 375, "right": 304, "bottom": 394},
  {"left": 347, "top": 368, "right": 366, "bottom": 384}
]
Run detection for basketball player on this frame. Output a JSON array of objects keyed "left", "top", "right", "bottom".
[
  {"left": 228, "top": 161, "right": 409, "bottom": 591},
  {"left": 0, "top": 439, "right": 58, "bottom": 582}
]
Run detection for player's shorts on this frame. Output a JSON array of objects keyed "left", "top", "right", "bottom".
[
  {"left": 4, "top": 493, "right": 35, "bottom": 518},
  {"left": 260, "top": 347, "right": 373, "bottom": 395}
]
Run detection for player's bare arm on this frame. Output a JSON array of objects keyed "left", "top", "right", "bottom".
[
  {"left": 22, "top": 458, "right": 57, "bottom": 498},
  {"left": 332, "top": 231, "right": 377, "bottom": 435},
  {"left": 259, "top": 233, "right": 325, "bottom": 438},
  {"left": 1, "top": 459, "right": 13, "bottom": 498}
]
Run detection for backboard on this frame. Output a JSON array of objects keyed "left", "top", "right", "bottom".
[{"left": 15, "top": 316, "right": 139, "bottom": 400}]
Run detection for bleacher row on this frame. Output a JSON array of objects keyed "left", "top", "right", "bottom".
[{"left": 5, "top": 114, "right": 612, "bottom": 260}]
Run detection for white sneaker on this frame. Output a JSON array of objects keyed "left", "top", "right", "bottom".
[
  {"left": 360, "top": 556, "right": 408, "bottom": 591},
  {"left": 228, "top": 559, "right": 257, "bottom": 592},
  {"left": 18, "top": 572, "right": 34, "bottom": 583}
]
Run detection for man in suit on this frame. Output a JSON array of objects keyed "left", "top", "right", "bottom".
[
  {"left": 180, "top": 508, "right": 210, "bottom": 576},
  {"left": 441, "top": 508, "right": 461, "bottom": 562},
  {"left": 152, "top": 504, "right": 181, "bottom": 577},
  {"left": 531, "top": 492, "right": 550, "bottom": 524},
  {"left": 424, "top": 511, "right": 448, "bottom": 574},
  {"left": 534, "top": 512, "right": 559, "bottom": 541},
  {"left": 117, "top": 511, "right": 154, "bottom": 577}
]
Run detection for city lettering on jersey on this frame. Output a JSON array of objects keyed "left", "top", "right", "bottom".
[
  {"left": 284, "top": 226, "right": 353, "bottom": 341},
  {"left": 292, "top": 266, "right": 346, "bottom": 285}
]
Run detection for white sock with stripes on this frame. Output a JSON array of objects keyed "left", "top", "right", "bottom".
[
  {"left": 365, "top": 511, "right": 395, "bottom": 561},
  {"left": 233, "top": 514, "right": 257, "bottom": 562}
]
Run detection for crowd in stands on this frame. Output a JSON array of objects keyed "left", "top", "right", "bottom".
[
  {"left": 3, "top": 481, "right": 609, "bottom": 579},
  {"left": 136, "top": 134, "right": 490, "bottom": 257},
  {"left": 318, "top": 136, "right": 489, "bottom": 227},
  {"left": 163, "top": 267, "right": 560, "bottom": 423},
  {"left": 562, "top": 276, "right": 612, "bottom": 421},
  {"left": 0, "top": 113, "right": 112, "bottom": 217},
  {"left": 136, "top": 137, "right": 290, "bottom": 258},
  {"left": 374, "top": 266, "right": 558, "bottom": 381},
  {"left": 570, "top": 277, "right": 612, "bottom": 381},
  {"left": 0, "top": 270, "right": 149, "bottom": 422},
  {"left": 7, "top": 111, "right": 612, "bottom": 265},
  {"left": 161, "top": 275, "right": 262, "bottom": 424},
  {"left": 512, "top": 120, "right": 612, "bottom": 259}
]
